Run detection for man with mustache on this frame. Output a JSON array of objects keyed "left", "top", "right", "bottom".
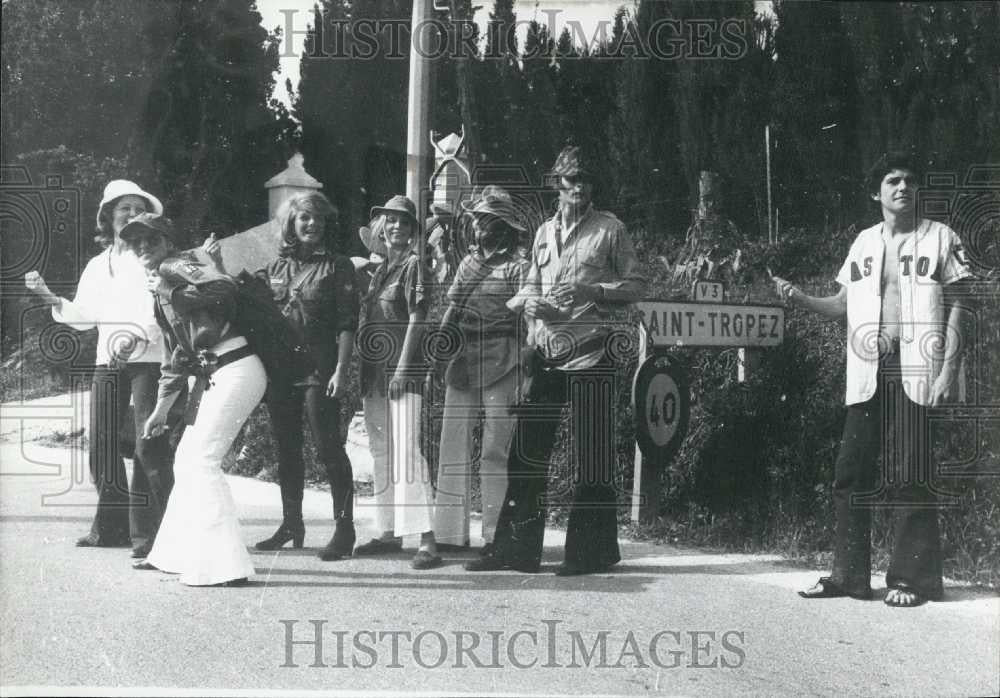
[{"left": 465, "top": 145, "right": 646, "bottom": 576}]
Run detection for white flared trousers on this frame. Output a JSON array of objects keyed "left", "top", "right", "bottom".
[
  {"left": 363, "top": 391, "right": 434, "bottom": 537},
  {"left": 147, "top": 352, "right": 266, "bottom": 585}
]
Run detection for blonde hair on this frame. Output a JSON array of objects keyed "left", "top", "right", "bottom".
[{"left": 276, "top": 191, "right": 338, "bottom": 257}]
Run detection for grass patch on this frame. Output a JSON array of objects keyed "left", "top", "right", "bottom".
[{"left": 32, "top": 427, "right": 88, "bottom": 448}]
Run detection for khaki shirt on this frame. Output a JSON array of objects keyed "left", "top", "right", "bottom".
[
  {"left": 445, "top": 248, "right": 529, "bottom": 389},
  {"left": 508, "top": 206, "right": 646, "bottom": 370},
  {"left": 262, "top": 251, "right": 359, "bottom": 384},
  {"left": 358, "top": 253, "right": 427, "bottom": 395}
]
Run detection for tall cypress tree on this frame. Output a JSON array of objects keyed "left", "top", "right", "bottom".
[
  {"left": 295, "top": 0, "right": 413, "bottom": 245},
  {"left": 771, "top": 0, "right": 859, "bottom": 231},
  {"left": 132, "top": 0, "right": 294, "bottom": 241}
]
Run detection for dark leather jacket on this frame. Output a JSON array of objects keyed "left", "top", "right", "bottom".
[{"left": 153, "top": 249, "right": 240, "bottom": 402}]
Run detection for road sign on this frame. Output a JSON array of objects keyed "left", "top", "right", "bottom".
[
  {"left": 632, "top": 355, "right": 690, "bottom": 461},
  {"left": 692, "top": 280, "right": 725, "bottom": 302},
  {"left": 636, "top": 301, "right": 784, "bottom": 348}
]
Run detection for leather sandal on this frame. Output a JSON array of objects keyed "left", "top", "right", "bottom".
[
  {"left": 884, "top": 583, "right": 927, "bottom": 607},
  {"left": 798, "top": 577, "right": 872, "bottom": 600}
]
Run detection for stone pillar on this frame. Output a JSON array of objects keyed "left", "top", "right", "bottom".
[
  {"left": 216, "top": 154, "right": 324, "bottom": 274},
  {"left": 264, "top": 153, "right": 323, "bottom": 219}
]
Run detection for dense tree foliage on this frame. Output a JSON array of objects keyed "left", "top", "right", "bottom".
[
  {"left": 292, "top": 0, "right": 998, "bottom": 249},
  {"left": 2, "top": 0, "right": 294, "bottom": 352},
  {"left": 296, "top": 0, "right": 419, "bottom": 251},
  {"left": 131, "top": 0, "right": 296, "bottom": 240},
  {"left": 1, "top": 0, "right": 294, "bottom": 243}
]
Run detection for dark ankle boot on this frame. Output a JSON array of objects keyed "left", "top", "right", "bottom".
[
  {"left": 318, "top": 519, "right": 355, "bottom": 561},
  {"left": 257, "top": 494, "right": 305, "bottom": 551},
  {"left": 255, "top": 520, "right": 305, "bottom": 550}
]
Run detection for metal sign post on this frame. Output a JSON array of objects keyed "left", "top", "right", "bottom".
[{"left": 630, "top": 332, "right": 691, "bottom": 523}]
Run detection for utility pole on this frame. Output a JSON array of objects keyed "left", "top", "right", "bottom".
[
  {"left": 765, "top": 124, "right": 773, "bottom": 244},
  {"left": 406, "top": 0, "right": 434, "bottom": 209},
  {"left": 406, "top": 0, "right": 434, "bottom": 298}
]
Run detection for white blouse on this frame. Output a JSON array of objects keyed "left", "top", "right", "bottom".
[{"left": 51, "top": 246, "right": 164, "bottom": 366}]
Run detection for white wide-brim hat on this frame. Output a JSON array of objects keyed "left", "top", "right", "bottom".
[{"left": 96, "top": 180, "right": 163, "bottom": 227}]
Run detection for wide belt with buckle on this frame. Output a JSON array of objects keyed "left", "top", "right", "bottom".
[{"left": 181, "top": 344, "right": 255, "bottom": 425}]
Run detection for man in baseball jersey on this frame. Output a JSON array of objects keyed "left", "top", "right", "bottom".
[{"left": 772, "top": 152, "right": 973, "bottom": 607}]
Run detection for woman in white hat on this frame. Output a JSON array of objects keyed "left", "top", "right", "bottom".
[
  {"left": 354, "top": 195, "right": 441, "bottom": 569},
  {"left": 24, "top": 180, "right": 173, "bottom": 559}
]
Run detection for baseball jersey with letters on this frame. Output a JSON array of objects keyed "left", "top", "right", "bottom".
[{"left": 836, "top": 218, "right": 972, "bottom": 406}]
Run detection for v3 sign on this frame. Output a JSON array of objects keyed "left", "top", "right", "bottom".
[
  {"left": 636, "top": 301, "right": 784, "bottom": 348},
  {"left": 692, "top": 280, "right": 725, "bottom": 302}
]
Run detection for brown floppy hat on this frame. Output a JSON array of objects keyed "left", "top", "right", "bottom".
[
  {"left": 369, "top": 195, "right": 418, "bottom": 227},
  {"left": 461, "top": 189, "right": 526, "bottom": 232}
]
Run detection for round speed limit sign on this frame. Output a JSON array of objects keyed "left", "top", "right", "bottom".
[{"left": 632, "top": 355, "right": 690, "bottom": 461}]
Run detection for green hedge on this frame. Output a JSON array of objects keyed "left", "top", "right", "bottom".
[{"left": 636, "top": 231, "right": 1000, "bottom": 588}]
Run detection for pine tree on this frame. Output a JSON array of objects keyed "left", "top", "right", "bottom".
[
  {"left": 132, "top": 0, "right": 294, "bottom": 241},
  {"left": 295, "top": 0, "right": 413, "bottom": 245},
  {"left": 518, "top": 20, "right": 560, "bottom": 175},
  {"left": 477, "top": 0, "right": 528, "bottom": 167},
  {"left": 771, "top": 0, "right": 858, "bottom": 231},
  {"left": 1, "top": 0, "right": 156, "bottom": 162}
]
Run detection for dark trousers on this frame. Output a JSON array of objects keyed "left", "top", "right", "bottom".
[
  {"left": 88, "top": 363, "right": 174, "bottom": 548},
  {"left": 830, "top": 354, "right": 944, "bottom": 600},
  {"left": 267, "top": 385, "right": 355, "bottom": 523},
  {"left": 492, "top": 359, "right": 621, "bottom": 568}
]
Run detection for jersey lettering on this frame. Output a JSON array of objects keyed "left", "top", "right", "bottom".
[{"left": 900, "top": 255, "right": 913, "bottom": 276}]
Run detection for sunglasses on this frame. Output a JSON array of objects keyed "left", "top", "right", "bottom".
[
  {"left": 558, "top": 175, "right": 593, "bottom": 191},
  {"left": 125, "top": 232, "right": 167, "bottom": 250}
]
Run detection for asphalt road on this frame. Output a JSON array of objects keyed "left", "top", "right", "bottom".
[{"left": 1, "top": 392, "right": 997, "bottom": 697}]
